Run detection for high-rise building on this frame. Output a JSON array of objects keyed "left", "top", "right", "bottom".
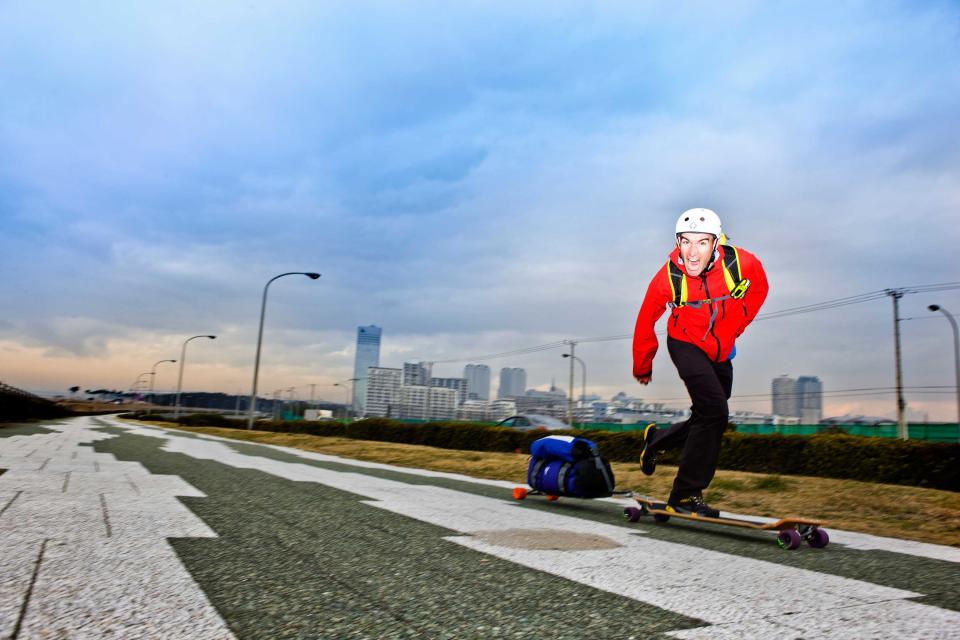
[
  {"left": 430, "top": 377, "right": 468, "bottom": 406},
  {"left": 403, "top": 361, "right": 429, "bottom": 386},
  {"left": 464, "top": 364, "right": 491, "bottom": 400},
  {"left": 772, "top": 375, "right": 798, "bottom": 417},
  {"left": 353, "top": 325, "right": 381, "bottom": 414},
  {"left": 796, "top": 376, "right": 823, "bottom": 424},
  {"left": 772, "top": 375, "right": 823, "bottom": 423},
  {"left": 364, "top": 366, "right": 401, "bottom": 417},
  {"left": 497, "top": 367, "right": 527, "bottom": 398},
  {"left": 400, "top": 385, "right": 457, "bottom": 420}
]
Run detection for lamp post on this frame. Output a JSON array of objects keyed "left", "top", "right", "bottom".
[
  {"left": 928, "top": 305, "right": 960, "bottom": 428},
  {"left": 132, "top": 373, "right": 151, "bottom": 405},
  {"left": 149, "top": 359, "right": 177, "bottom": 406},
  {"left": 563, "top": 340, "right": 578, "bottom": 426},
  {"left": 174, "top": 335, "right": 216, "bottom": 421},
  {"left": 562, "top": 352, "right": 586, "bottom": 425},
  {"left": 333, "top": 381, "right": 353, "bottom": 418},
  {"left": 247, "top": 271, "right": 321, "bottom": 429}
]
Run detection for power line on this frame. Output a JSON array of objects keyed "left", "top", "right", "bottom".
[
  {"left": 422, "top": 282, "right": 960, "bottom": 364},
  {"left": 643, "top": 386, "right": 955, "bottom": 405}
]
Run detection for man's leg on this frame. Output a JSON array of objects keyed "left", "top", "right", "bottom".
[{"left": 666, "top": 338, "right": 730, "bottom": 502}]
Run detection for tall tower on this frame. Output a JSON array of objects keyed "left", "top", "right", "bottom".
[
  {"left": 498, "top": 367, "right": 527, "bottom": 398},
  {"left": 353, "top": 325, "right": 381, "bottom": 414},
  {"left": 796, "top": 376, "right": 823, "bottom": 424},
  {"left": 464, "top": 364, "right": 491, "bottom": 400},
  {"left": 771, "top": 375, "right": 798, "bottom": 417}
]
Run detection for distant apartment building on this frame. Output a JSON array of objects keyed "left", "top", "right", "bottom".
[
  {"left": 771, "top": 375, "right": 798, "bottom": 418},
  {"left": 497, "top": 367, "right": 527, "bottom": 399},
  {"left": 458, "top": 399, "right": 516, "bottom": 422},
  {"left": 796, "top": 376, "right": 823, "bottom": 424},
  {"left": 400, "top": 385, "right": 457, "bottom": 421},
  {"left": 403, "top": 361, "right": 430, "bottom": 386},
  {"left": 352, "top": 325, "right": 382, "bottom": 415},
  {"left": 430, "top": 377, "right": 468, "bottom": 406},
  {"left": 771, "top": 374, "right": 823, "bottom": 423},
  {"left": 464, "top": 364, "right": 491, "bottom": 400},
  {"left": 364, "top": 366, "right": 401, "bottom": 417}
]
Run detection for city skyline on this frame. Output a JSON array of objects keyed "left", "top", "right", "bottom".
[{"left": 1, "top": 3, "right": 959, "bottom": 421}]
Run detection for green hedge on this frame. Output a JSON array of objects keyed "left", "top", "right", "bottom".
[{"left": 128, "top": 413, "right": 959, "bottom": 491}]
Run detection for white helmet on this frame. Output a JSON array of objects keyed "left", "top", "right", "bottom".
[{"left": 675, "top": 208, "right": 722, "bottom": 238}]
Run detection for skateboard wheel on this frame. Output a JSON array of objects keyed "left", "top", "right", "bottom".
[
  {"left": 807, "top": 528, "right": 829, "bottom": 548},
  {"left": 777, "top": 530, "right": 802, "bottom": 550},
  {"left": 512, "top": 487, "right": 528, "bottom": 501},
  {"left": 653, "top": 513, "right": 670, "bottom": 524},
  {"left": 546, "top": 494, "right": 559, "bottom": 502},
  {"left": 623, "top": 507, "right": 643, "bottom": 523}
]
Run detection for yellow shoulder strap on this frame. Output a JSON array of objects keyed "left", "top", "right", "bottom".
[{"left": 667, "top": 261, "right": 688, "bottom": 306}]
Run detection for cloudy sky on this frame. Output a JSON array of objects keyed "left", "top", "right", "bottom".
[{"left": 2, "top": 1, "right": 958, "bottom": 420}]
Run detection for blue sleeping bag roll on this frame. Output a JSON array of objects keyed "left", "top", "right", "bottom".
[{"left": 527, "top": 435, "right": 615, "bottom": 499}]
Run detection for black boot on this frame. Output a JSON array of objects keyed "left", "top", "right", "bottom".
[{"left": 667, "top": 493, "right": 720, "bottom": 518}]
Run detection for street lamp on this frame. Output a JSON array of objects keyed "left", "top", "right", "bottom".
[
  {"left": 247, "top": 271, "right": 321, "bottom": 429},
  {"left": 333, "top": 382, "right": 350, "bottom": 417},
  {"left": 174, "top": 335, "right": 216, "bottom": 421},
  {"left": 562, "top": 352, "right": 587, "bottom": 425},
  {"left": 149, "top": 359, "right": 177, "bottom": 406},
  {"left": 928, "top": 305, "right": 960, "bottom": 427},
  {"left": 132, "top": 373, "right": 151, "bottom": 405}
]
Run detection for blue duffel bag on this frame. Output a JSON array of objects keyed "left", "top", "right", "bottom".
[{"left": 527, "top": 435, "right": 616, "bottom": 499}]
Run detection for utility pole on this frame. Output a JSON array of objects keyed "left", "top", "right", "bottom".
[
  {"left": 565, "top": 340, "right": 577, "bottom": 426},
  {"left": 886, "top": 289, "right": 908, "bottom": 440}
]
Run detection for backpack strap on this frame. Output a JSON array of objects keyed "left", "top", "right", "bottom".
[
  {"left": 720, "top": 245, "right": 751, "bottom": 299},
  {"left": 667, "top": 261, "right": 688, "bottom": 307},
  {"left": 667, "top": 245, "right": 751, "bottom": 310},
  {"left": 588, "top": 442, "right": 615, "bottom": 494}
]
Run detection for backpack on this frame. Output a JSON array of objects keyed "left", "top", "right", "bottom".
[{"left": 527, "top": 435, "right": 616, "bottom": 499}]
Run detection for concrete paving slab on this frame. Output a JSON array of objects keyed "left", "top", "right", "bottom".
[
  {"left": 0, "top": 536, "right": 43, "bottom": 640},
  {"left": 19, "top": 537, "right": 235, "bottom": 640}
]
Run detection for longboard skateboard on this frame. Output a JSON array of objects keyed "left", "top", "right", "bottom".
[{"left": 624, "top": 496, "right": 829, "bottom": 550}]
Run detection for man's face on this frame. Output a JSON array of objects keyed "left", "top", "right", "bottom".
[{"left": 677, "top": 232, "right": 716, "bottom": 277}]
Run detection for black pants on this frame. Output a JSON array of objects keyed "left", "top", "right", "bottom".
[{"left": 648, "top": 337, "right": 733, "bottom": 502}]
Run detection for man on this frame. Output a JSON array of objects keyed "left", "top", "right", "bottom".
[{"left": 632, "top": 208, "right": 768, "bottom": 517}]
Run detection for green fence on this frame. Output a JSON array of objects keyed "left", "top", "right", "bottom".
[
  {"left": 731, "top": 422, "right": 959, "bottom": 442},
  {"left": 576, "top": 420, "right": 959, "bottom": 442}
]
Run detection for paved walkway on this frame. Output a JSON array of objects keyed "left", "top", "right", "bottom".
[{"left": 1, "top": 415, "right": 958, "bottom": 639}]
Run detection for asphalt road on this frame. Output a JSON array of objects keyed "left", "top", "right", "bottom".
[{"left": 1, "top": 415, "right": 958, "bottom": 639}]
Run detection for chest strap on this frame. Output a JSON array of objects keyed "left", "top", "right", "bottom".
[{"left": 666, "top": 245, "right": 752, "bottom": 341}]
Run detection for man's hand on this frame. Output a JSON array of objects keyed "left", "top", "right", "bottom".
[{"left": 635, "top": 374, "right": 651, "bottom": 385}]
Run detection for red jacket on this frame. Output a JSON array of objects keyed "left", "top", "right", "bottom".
[{"left": 632, "top": 244, "right": 768, "bottom": 378}]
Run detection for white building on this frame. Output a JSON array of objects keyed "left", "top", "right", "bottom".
[
  {"left": 403, "top": 361, "right": 430, "bottom": 386},
  {"left": 464, "top": 364, "right": 491, "bottom": 401},
  {"left": 364, "top": 367, "right": 402, "bottom": 417},
  {"left": 430, "top": 377, "right": 468, "bottom": 406},
  {"left": 458, "top": 399, "right": 517, "bottom": 422},
  {"left": 400, "top": 385, "right": 457, "bottom": 420},
  {"left": 772, "top": 375, "right": 798, "bottom": 418}
]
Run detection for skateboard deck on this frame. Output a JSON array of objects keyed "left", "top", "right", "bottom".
[{"left": 625, "top": 496, "right": 829, "bottom": 550}]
